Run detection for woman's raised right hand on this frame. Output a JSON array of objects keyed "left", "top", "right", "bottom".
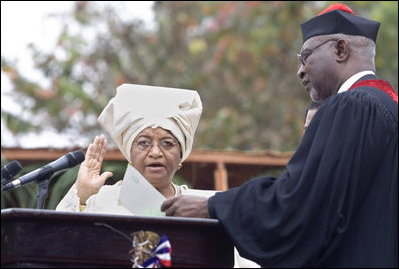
[{"left": 76, "top": 134, "right": 113, "bottom": 205}]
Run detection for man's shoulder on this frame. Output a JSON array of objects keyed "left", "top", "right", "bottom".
[
  {"left": 346, "top": 84, "right": 397, "bottom": 120},
  {"left": 331, "top": 83, "right": 395, "bottom": 110},
  {"left": 326, "top": 87, "right": 398, "bottom": 133}
]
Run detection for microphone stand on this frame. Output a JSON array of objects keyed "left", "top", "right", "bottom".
[{"left": 36, "top": 176, "right": 51, "bottom": 209}]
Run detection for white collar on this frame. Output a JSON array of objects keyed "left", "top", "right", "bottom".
[{"left": 337, "top": 70, "right": 376, "bottom": 94}]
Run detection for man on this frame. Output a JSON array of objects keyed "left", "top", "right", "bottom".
[
  {"left": 161, "top": 3, "right": 398, "bottom": 267},
  {"left": 303, "top": 100, "right": 321, "bottom": 133}
]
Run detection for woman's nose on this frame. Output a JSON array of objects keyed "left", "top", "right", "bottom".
[{"left": 148, "top": 142, "right": 163, "bottom": 156}]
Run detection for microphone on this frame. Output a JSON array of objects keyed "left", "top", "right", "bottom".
[
  {"left": 1, "top": 160, "right": 23, "bottom": 183},
  {"left": 2, "top": 150, "right": 85, "bottom": 191}
]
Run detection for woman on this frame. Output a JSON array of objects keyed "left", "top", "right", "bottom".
[
  {"left": 56, "top": 84, "right": 214, "bottom": 214},
  {"left": 56, "top": 83, "right": 259, "bottom": 268}
]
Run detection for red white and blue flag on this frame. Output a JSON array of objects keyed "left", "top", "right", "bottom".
[{"left": 141, "top": 235, "right": 172, "bottom": 268}]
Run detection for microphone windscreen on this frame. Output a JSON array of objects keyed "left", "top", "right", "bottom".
[
  {"left": 1, "top": 160, "right": 23, "bottom": 182},
  {"left": 69, "top": 150, "right": 85, "bottom": 166},
  {"left": 7, "top": 160, "right": 23, "bottom": 175}
]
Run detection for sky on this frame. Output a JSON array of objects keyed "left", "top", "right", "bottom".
[{"left": 1, "top": 1, "right": 154, "bottom": 148}]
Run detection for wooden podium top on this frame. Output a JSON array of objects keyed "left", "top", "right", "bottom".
[{"left": 1, "top": 208, "right": 234, "bottom": 268}]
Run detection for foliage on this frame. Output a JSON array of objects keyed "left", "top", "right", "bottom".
[
  {"left": 1, "top": 158, "right": 43, "bottom": 209},
  {"left": 1, "top": 1, "right": 397, "bottom": 209},
  {"left": 0, "top": 156, "right": 123, "bottom": 209},
  {"left": 2, "top": 1, "right": 397, "bottom": 152}
]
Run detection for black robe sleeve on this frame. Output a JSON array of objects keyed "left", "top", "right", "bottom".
[{"left": 208, "top": 87, "right": 398, "bottom": 267}]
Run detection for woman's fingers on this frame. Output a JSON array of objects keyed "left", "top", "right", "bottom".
[
  {"left": 99, "top": 171, "right": 113, "bottom": 183},
  {"left": 93, "top": 136, "right": 102, "bottom": 161},
  {"left": 87, "top": 135, "right": 105, "bottom": 162},
  {"left": 83, "top": 135, "right": 106, "bottom": 169},
  {"left": 85, "top": 143, "right": 94, "bottom": 161},
  {"left": 98, "top": 135, "right": 107, "bottom": 165}
]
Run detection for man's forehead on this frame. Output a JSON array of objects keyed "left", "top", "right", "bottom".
[{"left": 301, "top": 36, "right": 323, "bottom": 51}]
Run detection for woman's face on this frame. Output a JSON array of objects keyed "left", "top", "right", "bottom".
[{"left": 130, "top": 127, "right": 181, "bottom": 189}]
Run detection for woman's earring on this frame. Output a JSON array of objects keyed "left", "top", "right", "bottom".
[{"left": 178, "top": 163, "right": 183, "bottom": 170}]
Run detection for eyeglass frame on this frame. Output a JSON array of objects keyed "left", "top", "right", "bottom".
[
  {"left": 297, "top": 39, "right": 339, "bottom": 66},
  {"left": 133, "top": 139, "right": 180, "bottom": 152}
]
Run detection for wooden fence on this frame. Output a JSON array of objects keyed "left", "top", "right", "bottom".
[{"left": 1, "top": 147, "right": 292, "bottom": 191}]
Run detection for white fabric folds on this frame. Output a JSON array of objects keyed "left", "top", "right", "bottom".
[{"left": 98, "top": 84, "right": 202, "bottom": 163}]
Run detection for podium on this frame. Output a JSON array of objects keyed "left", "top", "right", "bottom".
[{"left": 1, "top": 208, "right": 234, "bottom": 268}]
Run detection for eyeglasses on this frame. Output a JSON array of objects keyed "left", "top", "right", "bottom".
[
  {"left": 297, "top": 39, "right": 338, "bottom": 66},
  {"left": 134, "top": 139, "right": 180, "bottom": 152}
]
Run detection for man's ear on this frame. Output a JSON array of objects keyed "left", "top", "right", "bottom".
[{"left": 335, "top": 39, "right": 349, "bottom": 63}]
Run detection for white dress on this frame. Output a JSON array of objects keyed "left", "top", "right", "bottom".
[{"left": 56, "top": 181, "right": 216, "bottom": 215}]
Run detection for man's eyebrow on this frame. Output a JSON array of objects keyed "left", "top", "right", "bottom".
[{"left": 300, "top": 48, "right": 311, "bottom": 54}]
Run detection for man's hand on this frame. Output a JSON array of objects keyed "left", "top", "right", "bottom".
[
  {"left": 76, "top": 134, "right": 113, "bottom": 204},
  {"left": 161, "top": 195, "right": 210, "bottom": 218}
]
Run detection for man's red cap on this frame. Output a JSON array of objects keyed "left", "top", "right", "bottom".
[
  {"left": 300, "top": 3, "right": 380, "bottom": 44},
  {"left": 318, "top": 3, "right": 356, "bottom": 16}
]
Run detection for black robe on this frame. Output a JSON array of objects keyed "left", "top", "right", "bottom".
[{"left": 208, "top": 75, "right": 398, "bottom": 268}]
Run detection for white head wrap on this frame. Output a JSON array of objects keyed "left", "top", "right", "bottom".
[{"left": 98, "top": 84, "right": 202, "bottom": 163}]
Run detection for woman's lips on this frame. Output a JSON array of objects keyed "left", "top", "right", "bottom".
[{"left": 146, "top": 163, "right": 165, "bottom": 172}]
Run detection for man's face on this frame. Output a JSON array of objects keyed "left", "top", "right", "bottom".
[{"left": 297, "top": 36, "right": 340, "bottom": 102}]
